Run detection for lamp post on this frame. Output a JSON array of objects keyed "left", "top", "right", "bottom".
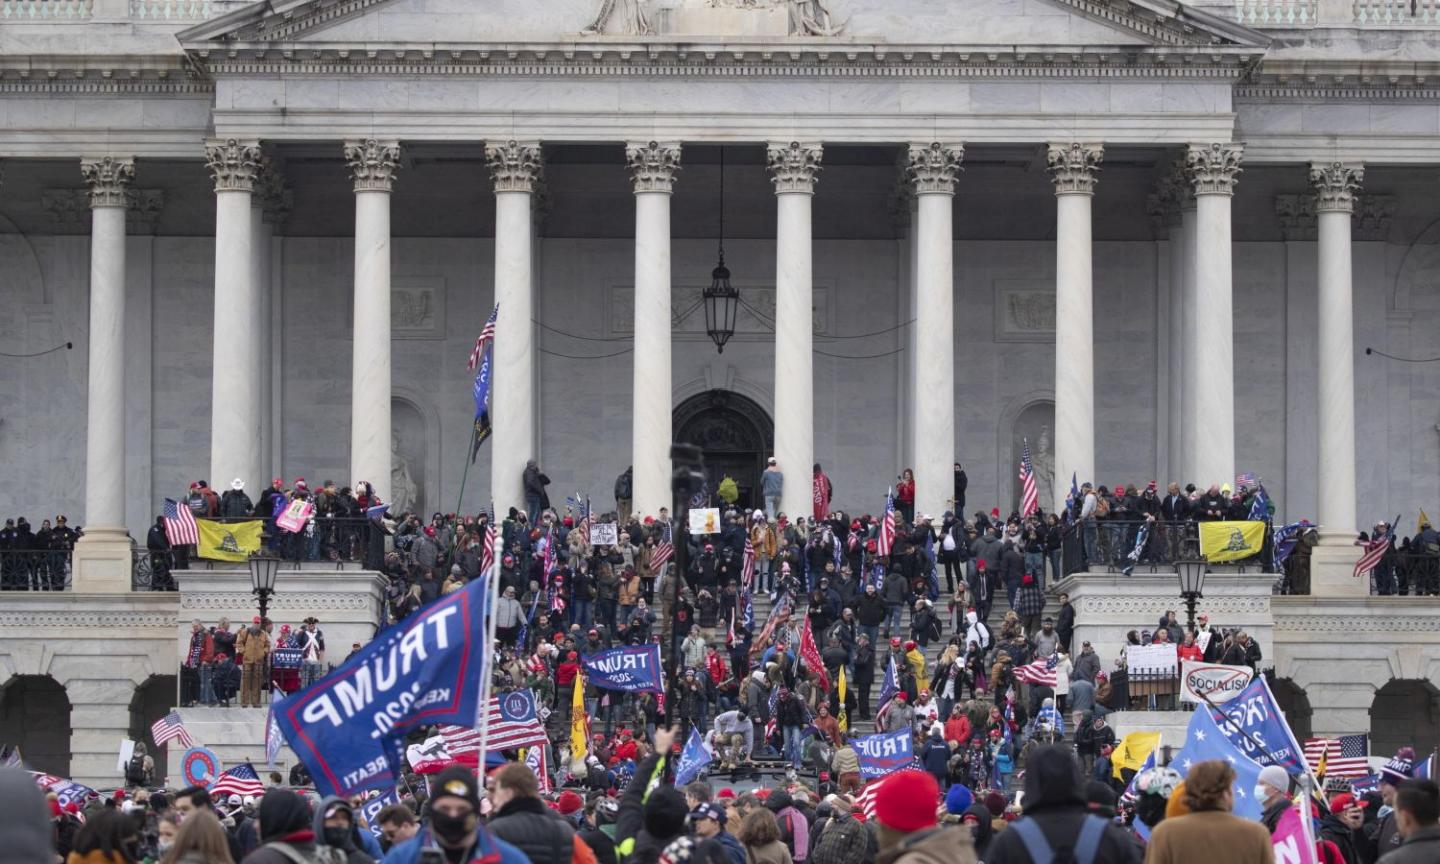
[
  {"left": 1174, "top": 558, "right": 1207, "bottom": 633},
  {"left": 248, "top": 551, "right": 281, "bottom": 623}
]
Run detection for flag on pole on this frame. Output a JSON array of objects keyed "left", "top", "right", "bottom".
[
  {"left": 741, "top": 538, "right": 756, "bottom": 591},
  {"left": 855, "top": 769, "right": 927, "bottom": 819},
  {"left": 437, "top": 690, "right": 547, "bottom": 754},
  {"left": 1013, "top": 653, "right": 1060, "bottom": 687},
  {"left": 874, "top": 656, "right": 899, "bottom": 726},
  {"left": 651, "top": 522, "right": 674, "bottom": 571},
  {"left": 1419, "top": 510, "right": 1432, "bottom": 532},
  {"left": 265, "top": 690, "right": 284, "bottom": 767},
  {"left": 480, "top": 520, "right": 497, "bottom": 576},
  {"left": 1303, "top": 735, "right": 1370, "bottom": 779},
  {"left": 837, "top": 666, "right": 848, "bottom": 733},
  {"left": 1353, "top": 522, "right": 1394, "bottom": 578},
  {"left": 162, "top": 498, "right": 198, "bottom": 546},
  {"left": 1019, "top": 439, "right": 1039, "bottom": 517},
  {"left": 877, "top": 492, "right": 896, "bottom": 558},
  {"left": 471, "top": 341, "right": 494, "bottom": 462},
  {"left": 797, "top": 617, "right": 830, "bottom": 691},
  {"left": 150, "top": 710, "right": 196, "bottom": 749},
  {"left": 467, "top": 303, "right": 499, "bottom": 370},
  {"left": 210, "top": 763, "right": 266, "bottom": 798},
  {"left": 570, "top": 674, "right": 588, "bottom": 762},
  {"left": 1235, "top": 472, "right": 1257, "bottom": 489},
  {"left": 1248, "top": 484, "right": 1271, "bottom": 522}
]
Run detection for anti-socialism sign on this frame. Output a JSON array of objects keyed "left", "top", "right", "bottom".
[{"left": 1180, "top": 660, "right": 1254, "bottom": 705}]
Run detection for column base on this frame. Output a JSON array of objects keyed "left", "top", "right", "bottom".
[
  {"left": 72, "top": 527, "right": 133, "bottom": 593},
  {"left": 1309, "top": 532, "right": 1367, "bottom": 598}
]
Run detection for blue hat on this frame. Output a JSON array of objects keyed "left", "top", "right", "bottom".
[{"left": 945, "top": 784, "right": 974, "bottom": 815}]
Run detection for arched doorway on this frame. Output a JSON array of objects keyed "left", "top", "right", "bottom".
[
  {"left": 0, "top": 675, "right": 72, "bottom": 777},
  {"left": 1370, "top": 679, "right": 1440, "bottom": 759},
  {"left": 129, "top": 675, "right": 178, "bottom": 785},
  {"left": 673, "top": 390, "right": 774, "bottom": 512},
  {"left": 1268, "top": 675, "right": 1313, "bottom": 742}
]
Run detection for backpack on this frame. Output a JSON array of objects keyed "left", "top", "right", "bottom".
[
  {"left": 1010, "top": 814, "right": 1107, "bottom": 864},
  {"left": 187, "top": 490, "right": 208, "bottom": 516},
  {"left": 124, "top": 754, "right": 146, "bottom": 785},
  {"left": 1094, "top": 497, "right": 1110, "bottom": 518}
]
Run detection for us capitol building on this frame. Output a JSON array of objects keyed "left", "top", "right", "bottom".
[{"left": 0, "top": 0, "right": 1437, "bottom": 788}]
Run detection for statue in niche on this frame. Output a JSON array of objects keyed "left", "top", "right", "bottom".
[
  {"left": 391, "top": 430, "right": 419, "bottom": 516},
  {"left": 789, "top": 0, "right": 846, "bottom": 35},
  {"left": 582, "top": 0, "right": 653, "bottom": 35},
  {"left": 1034, "top": 424, "right": 1055, "bottom": 511}
]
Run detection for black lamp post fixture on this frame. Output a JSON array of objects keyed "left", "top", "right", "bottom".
[
  {"left": 248, "top": 551, "right": 281, "bottom": 623},
  {"left": 703, "top": 147, "right": 739, "bottom": 353},
  {"left": 1174, "top": 558, "right": 1207, "bottom": 633}
]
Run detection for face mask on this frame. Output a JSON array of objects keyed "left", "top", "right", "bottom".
[
  {"left": 430, "top": 809, "right": 476, "bottom": 845},
  {"left": 323, "top": 826, "right": 351, "bottom": 848},
  {"left": 157, "top": 842, "right": 172, "bottom": 857},
  {"left": 1254, "top": 785, "right": 1271, "bottom": 803}
]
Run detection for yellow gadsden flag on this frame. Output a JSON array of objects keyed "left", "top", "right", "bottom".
[
  {"left": 1111, "top": 730, "right": 1162, "bottom": 781},
  {"left": 1198, "top": 520, "right": 1266, "bottom": 563},
  {"left": 197, "top": 519, "right": 263, "bottom": 562},
  {"left": 570, "top": 673, "right": 588, "bottom": 762}
]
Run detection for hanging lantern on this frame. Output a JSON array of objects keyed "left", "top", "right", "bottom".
[{"left": 703, "top": 147, "right": 739, "bottom": 353}]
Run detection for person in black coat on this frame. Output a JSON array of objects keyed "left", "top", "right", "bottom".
[
  {"left": 1055, "top": 592, "right": 1076, "bottom": 653},
  {"left": 986, "top": 745, "right": 1141, "bottom": 864},
  {"left": 1000, "top": 545, "right": 1025, "bottom": 610}
]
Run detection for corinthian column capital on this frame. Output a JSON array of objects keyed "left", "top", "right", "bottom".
[
  {"left": 626, "top": 141, "right": 682, "bottom": 194},
  {"left": 485, "top": 141, "right": 543, "bottom": 194},
  {"left": 907, "top": 142, "right": 963, "bottom": 195},
  {"left": 343, "top": 139, "right": 402, "bottom": 193},
  {"left": 1047, "top": 142, "right": 1104, "bottom": 195},
  {"left": 1186, "top": 143, "right": 1244, "bottom": 197},
  {"left": 81, "top": 156, "right": 135, "bottom": 208},
  {"left": 1310, "top": 162, "right": 1364, "bottom": 214},
  {"left": 204, "top": 139, "right": 261, "bottom": 194},
  {"left": 768, "top": 142, "right": 824, "bottom": 195}
]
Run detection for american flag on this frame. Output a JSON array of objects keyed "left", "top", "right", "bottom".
[
  {"left": 1013, "top": 653, "right": 1060, "bottom": 687},
  {"left": 162, "top": 498, "right": 198, "bottom": 546},
  {"left": 876, "top": 493, "right": 896, "bottom": 558},
  {"left": 1354, "top": 521, "right": 1394, "bottom": 578},
  {"left": 1304, "top": 735, "right": 1370, "bottom": 779},
  {"left": 210, "top": 763, "right": 265, "bottom": 798},
  {"left": 1235, "top": 472, "right": 1257, "bottom": 489},
  {"left": 741, "top": 538, "right": 756, "bottom": 591},
  {"left": 440, "top": 689, "right": 548, "bottom": 753},
  {"left": 576, "top": 496, "right": 591, "bottom": 544},
  {"left": 150, "top": 710, "right": 196, "bottom": 749},
  {"left": 481, "top": 520, "right": 497, "bottom": 576},
  {"left": 855, "top": 769, "right": 927, "bottom": 819},
  {"left": 1019, "top": 438, "right": 1039, "bottom": 517},
  {"left": 753, "top": 592, "right": 793, "bottom": 654},
  {"left": 651, "top": 522, "right": 674, "bottom": 571},
  {"left": 467, "top": 303, "right": 499, "bottom": 370}
]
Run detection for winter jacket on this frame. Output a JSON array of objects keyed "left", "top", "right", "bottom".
[
  {"left": 236, "top": 626, "right": 271, "bottom": 664},
  {"left": 984, "top": 747, "right": 1140, "bottom": 864},
  {"left": 488, "top": 796, "right": 576, "bottom": 864},
  {"left": 1377, "top": 826, "right": 1440, "bottom": 864}
]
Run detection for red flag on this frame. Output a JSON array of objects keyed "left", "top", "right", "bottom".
[{"left": 798, "top": 617, "right": 831, "bottom": 691}]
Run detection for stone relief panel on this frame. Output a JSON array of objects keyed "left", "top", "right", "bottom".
[
  {"left": 994, "top": 279, "right": 1056, "bottom": 343},
  {"left": 391, "top": 399, "right": 427, "bottom": 517},
  {"left": 608, "top": 284, "right": 830, "bottom": 339},
  {"left": 391, "top": 276, "right": 446, "bottom": 339}
]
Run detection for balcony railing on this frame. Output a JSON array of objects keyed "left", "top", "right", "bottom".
[
  {"left": 1353, "top": 0, "right": 1440, "bottom": 24},
  {"left": 1235, "top": 0, "right": 1318, "bottom": 26},
  {"left": 0, "top": 0, "right": 92, "bottom": 19},
  {"left": 0, "top": 549, "right": 73, "bottom": 591},
  {"left": 1058, "top": 519, "right": 1274, "bottom": 578},
  {"left": 129, "top": 0, "right": 212, "bottom": 19}
]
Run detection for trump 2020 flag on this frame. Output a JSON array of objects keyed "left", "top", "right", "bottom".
[
  {"left": 581, "top": 645, "right": 664, "bottom": 694},
  {"left": 1172, "top": 704, "right": 1265, "bottom": 822},
  {"left": 471, "top": 341, "right": 494, "bottom": 462},
  {"left": 855, "top": 729, "right": 914, "bottom": 780},
  {"left": 272, "top": 575, "right": 489, "bottom": 798},
  {"left": 1209, "top": 676, "right": 1309, "bottom": 775},
  {"left": 674, "top": 727, "right": 713, "bottom": 786}
]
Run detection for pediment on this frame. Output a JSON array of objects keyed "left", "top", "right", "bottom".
[{"left": 179, "top": 0, "right": 1267, "bottom": 52}]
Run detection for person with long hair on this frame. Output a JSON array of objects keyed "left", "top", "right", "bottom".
[
  {"left": 65, "top": 810, "right": 140, "bottom": 864},
  {"left": 160, "top": 809, "right": 235, "bottom": 864},
  {"left": 1144, "top": 760, "right": 1274, "bottom": 864},
  {"left": 896, "top": 469, "right": 916, "bottom": 523},
  {"left": 736, "top": 809, "right": 792, "bottom": 864}
]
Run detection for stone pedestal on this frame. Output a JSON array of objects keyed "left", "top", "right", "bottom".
[
  {"left": 1309, "top": 539, "right": 1366, "bottom": 596},
  {"left": 1105, "top": 710, "right": 1192, "bottom": 751},
  {"left": 174, "top": 706, "right": 298, "bottom": 776},
  {"left": 70, "top": 528, "right": 133, "bottom": 593}
]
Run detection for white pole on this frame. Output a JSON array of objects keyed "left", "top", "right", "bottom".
[{"left": 476, "top": 520, "right": 501, "bottom": 757}]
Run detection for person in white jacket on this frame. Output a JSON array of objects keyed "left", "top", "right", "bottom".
[{"left": 1052, "top": 649, "right": 1073, "bottom": 714}]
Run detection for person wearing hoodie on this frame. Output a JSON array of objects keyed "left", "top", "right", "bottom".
[
  {"left": 614, "top": 727, "right": 689, "bottom": 864},
  {"left": 241, "top": 789, "right": 322, "bottom": 864},
  {"left": 765, "top": 790, "right": 809, "bottom": 864},
  {"left": 0, "top": 768, "right": 56, "bottom": 863},
  {"left": 379, "top": 766, "right": 527, "bottom": 864},
  {"left": 313, "top": 796, "right": 375, "bottom": 864},
  {"left": 985, "top": 744, "right": 1141, "bottom": 864},
  {"left": 487, "top": 762, "right": 595, "bottom": 864}
]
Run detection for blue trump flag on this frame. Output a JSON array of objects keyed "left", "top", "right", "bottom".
[
  {"left": 471, "top": 342, "right": 494, "bottom": 461},
  {"left": 855, "top": 729, "right": 914, "bottom": 780},
  {"left": 1172, "top": 703, "right": 1266, "bottom": 822},
  {"left": 358, "top": 789, "right": 399, "bottom": 840},
  {"left": 1208, "top": 676, "right": 1308, "bottom": 775},
  {"left": 581, "top": 645, "right": 664, "bottom": 694},
  {"left": 674, "top": 727, "right": 714, "bottom": 786},
  {"left": 273, "top": 576, "right": 490, "bottom": 797}
]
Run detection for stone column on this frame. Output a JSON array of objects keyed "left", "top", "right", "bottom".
[
  {"left": 907, "top": 143, "right": 963, "bottom": 518},
  {"left": 72, "top": 157, "right": 134, "bottom": 592},
  {"left": 485, "top": 142, "right": 541, "bottom": 513},
  {"left": 1160, "top": 165, "right": 1189, "bottom": 483},
  {"left": 204, "top": 139, "right": 262, "bottom": 496},
  {"left": 1179, "top": 190, "right": 1199, "bottom": 484},
  {"left": 1047, "top": 143, "right": 1104, "bottom": 512},
  {"left": 626, "top": 142, "right": 681, "bottom": 518},
  {"left": 768, "top": 142, "right": 823, "bottom": 519},
  {"left": 343, "top": 140, "right": 401, "bottom": 503},
  {"left": 1185, "top": 143, "right": 1243, "bottom": 489},
  {"left": 255, "top": 161, "right": 290, "bottom": 480},
  {"left": 1309, "top": 162, "right": 1366, "bottom": 595}
]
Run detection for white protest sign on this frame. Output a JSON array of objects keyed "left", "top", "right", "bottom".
[
  {"left": 1180, "top": 660, "right": 1254, "bottom": 704},
  {"left": 688, "top": 508, "right": 721, "bottom": 535},
  {"left": 1126, "top": 643, "right": 1178, "bottom": 674},
  {"left": 589, "top": 523, "right": 619, "bottom": 546},
  {"left": 117, "top": 739, "right": 135, "bottom": 773}
]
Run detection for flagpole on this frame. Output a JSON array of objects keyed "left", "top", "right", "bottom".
[
  {"left": 455, "top": 422, "right": 478, "bottom": 522},
  {"left": 476, "top": 505, "right": 500, "bottom": 758}
]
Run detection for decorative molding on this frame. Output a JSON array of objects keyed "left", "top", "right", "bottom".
[
  {"left": 767, "top": 141, "right": 823, "bottom": 195},
  {"left": 993, "top": 280, "right": 1056, "bottom": 343},
  {"left": 484, "top": 141, "right": 543, "bottom": 194},
  {"left": 1352, "top": 194, "right": 1394, "bottom": 241},
  {"left": 1274, "top": 194, "right": 1316, "bottom": 241},
  {"left": 0, "top": 612, "right": 176, "bottom": 628},
  {"left": 907, "top": 142, "right": 964, "bottom": 196},
  {"left": 1274, "top": 615, "right": 1439, "bottom": 632},
  {"left": 79, "top": 156, "right": 134, "bottom": 208},
  {"left": 1275, "top": 192, "right": 1394, "bottom": 241},
  {"left": 581, "top": 0, "right": 653, "bottom": 36},
  {"left": 1046, "top": 142, "right": 1104, "bottom": 195},
  {"left": 42, "top": 187, "right": 164, "bottom": 234},
  {"left": 1310, "top": 161, "right": 1364, "bottom": 214},
  {"left": 228, "top": 0, "right": 388, "bottom": 42},
  {"left": 344, "top": 139, "right": 401, "bottom": 193},
  {"left": 1077, "top": 596, "right": 1270, "bottom": 616},
  {"left": 391, "top": 275, "right": 446, "bottom": 340},
  {"left": 179, "top": 592, "right": 374, "bottom": 611},
  {"left": 204, "top": 138, "right": 261, "bottom": 193},
  {"left": 1185, "top": 142, "right": 1243, "bottom": 197},
  {"left": 0, "top": 77, "right": 213, "bottom": 96},
  {"left": 626, "top": 141, "right": 681, "bottom": 194}
]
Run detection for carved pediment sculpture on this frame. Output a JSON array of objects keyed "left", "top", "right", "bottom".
[
  {"left": 582, "top": 0, "right": 847, "bottom": 37},
  {"left": 582, "top": 0, "right": 653, "bottom": 35}
]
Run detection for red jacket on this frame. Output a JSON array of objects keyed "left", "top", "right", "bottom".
[
  {"left": 945, "top": 713, "right": 972, "bottom": 745},
  {"left": 705, "top": 652, "right": 726, "bottom": 685},
  {"left": 557, "top": 661, "right": 580, "bottom": 687},
  {"left": 1177, "top": 644, "right": 1203, "bottom": 663}
]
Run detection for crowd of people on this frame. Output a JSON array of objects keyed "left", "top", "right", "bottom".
[
  {"left": 0, "top": 514, "right": 79, "bottom": 590},
  {"left": 178, "top": 616, "right": 339, "bottom": 709}
]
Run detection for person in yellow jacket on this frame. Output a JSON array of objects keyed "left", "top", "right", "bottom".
[{"left": 904, "top": 640, "right": 929, "bottom": 693}]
